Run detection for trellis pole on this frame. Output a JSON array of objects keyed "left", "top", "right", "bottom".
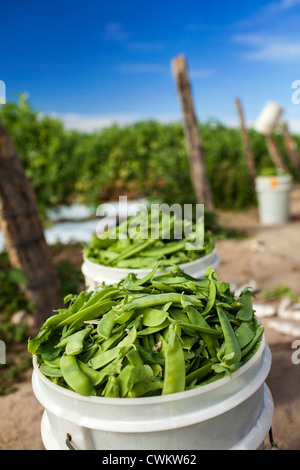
[{"left": 0, "top": 119, "right": 62, "bottom": 328}]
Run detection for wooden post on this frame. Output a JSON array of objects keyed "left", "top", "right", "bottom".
[
  {"left": 171, "top": 54, "right": 214, "bottom": 211},
  {"left": 0, "top": 119, "right": 62, "bottom": 328},
  {"left": 235, "top": 98, "right": 256, "bottom": 190},
  {"left": 265, "top": 134, "right": 288, "bottom": 171},
  {"left": 281, "top": 121, "right": 300, "bottom": 175}
]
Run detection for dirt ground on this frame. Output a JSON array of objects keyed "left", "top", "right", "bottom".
[{"left": 1, "top": 186, "right": 300, "bottom": 451}]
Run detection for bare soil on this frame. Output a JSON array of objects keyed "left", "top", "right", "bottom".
[{"left": 1, "top": 186, "right": 300, "bottom": 450}]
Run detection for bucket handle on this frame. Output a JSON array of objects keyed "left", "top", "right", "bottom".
[
  {"left": 65, "top": 429, "right": 278, "bottom": 451},
  {"left": 66, "top": 433, "right": 77, "bottom": 450}
]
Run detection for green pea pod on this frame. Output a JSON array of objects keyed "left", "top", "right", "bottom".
[
  {"left": 102, "top": 375, "right": 120, "bottom": 397},
  {"left": 89, "top": 345, "right": 121, "bottom": 370},
  {"left": 65, "top": 326, "right": 93, "bottom": 356},
  {"left": 117, "top": 364, "right": 133, "bottom": 397},
  {"left": 40, "top": 335, "right": 62, "bottom": 361},
  {"left": 234, "top": 320, "right": 255, "bottom": 349},
  {"left": 77, "top": 360, "right": 106, "bottom": 386},
  {"left": 129, "top": 378, "right": 163, "bottom": 397},
  {"left": 101, "top": 331, "right": 125, "bottom": 352},
  {"left": 41, "top": 311, "right": 75, "bottom": 331},
  {"left": 60, "top": 354, "right": 96, "bottom": 396},
  {"left": 127, "top": 349, "right": 144, "bottom": 367},
  {"left": 43, "top": 356, "right": 61, "bottom": 368},
  {"left": 133, "top": 263, "right": 161, "bottom": 287},
  {"left": 39, "top": 362, "right": 63, "bottom": 378},
  {"left": 185, "top": 361, "right": 214, "bottom": 387},
  {"left": 202, "top": 281, "right": 216, "bottom": 315},
  {"left": 28, "top": 328, "right": 52, "bottom": 354},
  {"left": 141, "top": 308, "right": 167, "bottom": 327},
  {"left": 236, "top": 292, "right": 254, "bottom": 322},
  {"left": 162, "top": 325, "right": 185, "bottom": 395},
  {"left": 241, "top": 324, "right": 264, "bottom": 358},
  {"left": 185, "top": 305, "right": 219, "bottom": 357},
  {"left": 122, "top": 293, "right": 202, "bottom": 312},
  {"left": 217, "top": 306, "right": 241, "bottom": 366},
  {"left": 137, "top": 344, "right": 165, "bottom": 365},
  {"left": 97, "top": 310, "right": 116, "bottom": 339},
  {"left": 59, "top": 300, "right": 117, "bottom": 330},
  {"left": 137, "top": 319, "right": 170, "bottom": 336},
  {"left": 151, "top": 281, "right": 176, "bottom": 292}
]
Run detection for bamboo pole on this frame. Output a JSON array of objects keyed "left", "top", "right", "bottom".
[
  {"left": 0, "top": 119, "right": 62, "bottom": 328},
  {"left": 265, "top": 134, "right": 288, "bottom": 171},
  {"left": 171, "top": 54, "right": 214, "bottom": 211},
  {"left": 235, "top": 98, "right": 256, "bottom": 191},
  {"left": 281, "top": 121, "right": 300, "bottom": 175}
]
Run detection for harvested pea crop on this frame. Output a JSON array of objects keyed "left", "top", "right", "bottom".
[
  {"left": 28, "top": 266, "right": 264, "bottom": 398},
  {"left": 83, "top": 212, "right": 215, "bottom": 269}
]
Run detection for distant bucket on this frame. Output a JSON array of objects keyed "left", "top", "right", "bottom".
[
  {"left": 255, "top": 174, "right": 292, "bottom": 226},
  {"left": 253, "top": 102, "right": 283, "bottom": 136},
  {"left": 81, "top": 248, "right": 220, "bottom": 290}
]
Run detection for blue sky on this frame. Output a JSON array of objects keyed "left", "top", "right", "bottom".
[{"left": 1, "top": 0, "right": 300, "bottom": 132}]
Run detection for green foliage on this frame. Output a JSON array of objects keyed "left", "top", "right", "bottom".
[
  {"left": 0, "top": 252, "right": 32, "bottom": 317},
  {"left": 56, "top": 260, "right": 84, "bottom": 298},
  {"left": 0, "top": 95, "right": 299, "bottom": 218},
  {"left": 263, "top": 284, "right": 299, "bottom": 302}
]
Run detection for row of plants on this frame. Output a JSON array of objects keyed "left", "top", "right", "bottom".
[{"left": 1, "top": 94, "right": 299, "bottom": 220}]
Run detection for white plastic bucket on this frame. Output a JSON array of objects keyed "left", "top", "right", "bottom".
[
  {"left": 254, "top": 101, "right": 283, "bottom": 136},
  {"left": 255, "top": 174, "right": 292, "bottom": 226},
  {"left": 81, "top": 248, "right": 220, "bottom": 291},
  {"left": 31, "top": 334, "right": 274, "bottom": 450}
]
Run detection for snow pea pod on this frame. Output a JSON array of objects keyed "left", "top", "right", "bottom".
[
  {"left": 185, "top": 305, "right": 219, "bottom": 358},
  {"left": 137, "top": 318, "right": 170, "bottom": 336},
  {"left": 185, "top": 361, "right": 214, "bottom": 387},
  {"left": 122, "top": 293, "right": 202, "bottom": 312},
  {"left": 60, "top": 354, "right": 96, "bottom": 396},
  {"left": 102, "top": 375, "right": 120, "bottom": 397},
  {"left": 39, "top": 362, "right": 63, "bottom": 378},
  {"left": 217, "top": 306, "right": 241, "bottom": 366},
  {"left": 65, "top": 326, "right": 93, "bottom": 356},
  {"left": 89, "top": 345, "right": 121, "bottom": 370},
  {"left": 28, "top": 328, "right": 52, "bottom": 354},
  {"left": 236, "top": 291, "right": 254, "bottom": 322},
  {"left": 97, "top": 310, "right": 116, "bottom": 339},
  {"left": 77, "top": 360, "right": 105, "bottom": 386},
  {"left": 141, "top": 308, "right": 167, "bottom": 327},
  {"left": 202, "top": 281, "right": 216, "bottom": 315},
  {"left": 162, "top": 325, "right": 185, "bottom": 395},
  {"left": 234, "top": 320, "right": 255, "bottom": 349},
  {"left": 58, "top": 300, "right": 117, "bottom": 330},
  {"left": 41, "top": 311, "right": 75, "bottom": 331},
  {"left": 241, "top": 324, "right": 264, "bottom": 358}
]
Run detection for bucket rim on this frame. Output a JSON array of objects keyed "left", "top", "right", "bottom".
[{"left": 82, "top": 247, "right": 218, "bottom": 276}]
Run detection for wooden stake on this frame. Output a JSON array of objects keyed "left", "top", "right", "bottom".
[
  {"left": 0, "top": 119, "right": 62, "bottom": 328},
  {"left": 281, "top": 121, "right": 300, "bottom": 175},
  {"left": 235, "top": 98, "right": 256, "bottom": 190},
  {"left": 171, "top": 54, "right": 214, "bottom": 211},
  {"left": 265, "top": 134, "right": 288, "bottom": 171}
]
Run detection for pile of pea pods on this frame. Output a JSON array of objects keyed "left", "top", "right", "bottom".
[
  {"left": 84, "top": 212, "right": 215, "bottom": 269},
  {"left": 28, "top": 266, "right": 264, "bottom": 398}
]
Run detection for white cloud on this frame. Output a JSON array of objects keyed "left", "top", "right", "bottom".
[
  {"left": 234, "top": 0, "right": 300, "bottom": 28},
  {"left": 126, "top": 41, "right": 164, "bottom": 52},
  {"left": 50, "top": 112, "right": 180, "bottom": 133},
  {"left": 118, "top": 63, "right": 215, "bottom": 78},
  {"left": 233, "top": 34, "right": 300, "bottom": 62},
  {"left": 118, "top": 63, "right": 167, "bottom": 74},
  {"left": 103, "top": 22, "right": 130, "bottom": 42},
  {"left": 189, "top": 69, "right": 215, "bottom": 79}
]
